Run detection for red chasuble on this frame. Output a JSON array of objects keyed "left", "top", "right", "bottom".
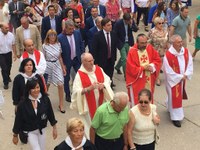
[
  {"left": 165, "top": 48, "right": 189, "bottom": 108},
  {"left": 78, "top": 65, "right": 104, "bottom": 119},
  {"left": 22, "top": 50, "right": 41, "bottom": 65},
  {"left": 126, "top": 44, "right": 161, "bottom": 104}
]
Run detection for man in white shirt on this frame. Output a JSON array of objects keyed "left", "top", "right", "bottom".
[
  {"left": 0, "top": 23, "right": 16, "bottom": 89},
  {"left": 20, "top": 39, "right": 46, "bottom": 75}
]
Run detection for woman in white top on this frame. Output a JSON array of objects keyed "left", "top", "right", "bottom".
[{"left": 127, "top": 88, "right": 160, "bottom": 150}]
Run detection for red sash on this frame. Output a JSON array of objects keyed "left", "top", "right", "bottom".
[
  {"left": 22, "top": 50, "right": 40, "bottom": 65},
  {"left": 78, "top": 65, "right": 104, "bottom": 119},
  {"left": 33, "top": 5, "right": 44, "bottom": 17},
  {"left": 166, "top": 48, "right": 189, "bottom": 108}
]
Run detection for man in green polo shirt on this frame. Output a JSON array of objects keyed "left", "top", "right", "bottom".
[{"left": 90, "top": 92, "right": 129, "bottom": 150}]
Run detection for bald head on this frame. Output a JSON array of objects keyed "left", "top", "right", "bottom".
[
  {"left": 81, "top": 52, "right": 94, "bottom": 72},
  {"left": 21, "top": 16, "right": 29, "bottom": 29},
  {"left": 1, "top": 23, "right": 9, "bottom": 34},
  {"left": 24, "top": 39, "right": 35, "bottom": 54}
]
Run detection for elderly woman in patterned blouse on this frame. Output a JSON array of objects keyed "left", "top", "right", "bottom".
[{"left": 148, "top": 17, "right": 168, "bottom": 86}]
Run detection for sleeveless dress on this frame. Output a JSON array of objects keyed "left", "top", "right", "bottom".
[{"left": 42, "top": 43, "right": 64, "bottom": 85}]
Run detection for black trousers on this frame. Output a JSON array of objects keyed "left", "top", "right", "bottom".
[
  {"left": 102, "top": 58, "right": 114, "bottom": 82},
  {"left": 134, "top": 141, "right": 155, "bottom": 150},
  {"left": 0, "top": 52, "right": 12, "bottom": 85},
  {"left": 95, "top": 134, "right": 124, "bottom": 150},
  {"left": 136, "top": 7, "right": 149, "bottom": 26}
]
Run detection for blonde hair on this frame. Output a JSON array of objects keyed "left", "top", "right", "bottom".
[
  {"left": 154, "top": 17, "right": 164, "bottom": 25},
  {"left": 44, "top": 29, "right": 58, "bottom": 44},
  {"left": 66, "top": 118, "right": 84, "bottom": 133}
]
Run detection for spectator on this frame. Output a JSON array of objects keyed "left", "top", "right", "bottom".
[
  {"left": 192, "top": 14, "right": 200, "bottom": 58},
  {"left": 92, "top": 18, "right": 121, "bottom": 89},
  {"left": 105, "top": 0, "right": 121, "bottom": 26},
  {"left": 31, "top": 0, "right": 45, "bottom": 32},
  {"left": 85, "top": 0, "right": 106, "bottom": 19},
  {"left": 167, "top": 0, "right": 180, "bottom": 28},
  {"left": 148, "top": 17, "right": 168, "bottom": 86},
  {"left": 41, "top": 4, "right": 62, "bottom": 42},
  {"left": 9, "top": 0, "right": 25, "bottom": 32},
  {"left": 42, "top": 29, "right": 66, "bottom": 113},
  {"left": 135, "top": 0, "right": 151, "bottom": 31},
  {"left": 90, "top": 92, "right": 129, "bottom": 150},
  {"left": 127, "top": 88, "right": 160, "bottom": 150},
  {"left": 170, "top": 6, "right": 192, "bottom": 48},
  {"left": 58, "top": 19, "right": 84, "bottom": 102},
  {"left": 114, "top": 13, "right": 134, "bottom": 78},
  {"left": 54, "top": 118, "right": 97, "bottom": 150},
  {"left": 12, "top": 58, "right": 46, "bottom": 111},
  {"left": 152, "top": 2, "right": 167, "bottom": 28},
  {"left": 0, "top": 23, "right": 16, "bottom": 89},
  {"left": 61, "top": 8, "right": 74, "bottom": 30},
  {"left": 69, "top": 0, "right": 85, "bottom": 28},
  {"left": 15, "top": 16, "right": 42, "bottom": 58},
  {"left": 12, "top": 78, "right": 57, "bottom": 149}
]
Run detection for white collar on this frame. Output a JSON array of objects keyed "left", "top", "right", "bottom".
[
  {"left": 65, "top": 136, "right": 86, "bottom": 150},
  {"left": 29, "top": 93, "right": 42, "bottom": 103},
  {"left": 169, "top": 45, "right": 185, "bottom": 56}
]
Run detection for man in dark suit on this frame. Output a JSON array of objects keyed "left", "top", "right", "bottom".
[
  {"left": 114, "top": 13, "right": 134, "bottom": 78},
  {"left": 92, "top": 18, "right": 121, "bottom": 88},
  {"left": 58, "top": 19, "right": 85, "bottom": 102},
  {"left": 85, "top": 0, "right": 106, "bottom": 19},
  {"left": 85, "top": 7, "right": 98, "bottom": 31},
  {"left": 41, "top": 5, "right": 62, "bottom": 42},
  {"left": 9, "top": 0, "right": 25, "bottom": 32},
  {"left": 87, "top": 16, "right": 103, "bottom": 53}
]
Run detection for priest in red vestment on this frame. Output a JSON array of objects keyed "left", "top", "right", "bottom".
[
  {"left": 126, "top": 34, "right": 161, "bottom": 106},
  {"left": 70, "top": 52, "right": 114, "bottom": 138},
  {"left": 163, "top": 35, "right": 193, "bottom": 128}
]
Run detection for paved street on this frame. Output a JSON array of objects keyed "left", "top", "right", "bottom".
[{"left": 0, "top": 1, "right": 200, "bottom": 149}]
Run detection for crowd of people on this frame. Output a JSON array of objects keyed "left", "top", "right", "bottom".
[{"left": 0, "top": 0, "right": 197, "bottom": 149}]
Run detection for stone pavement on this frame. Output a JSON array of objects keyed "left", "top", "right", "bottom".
[{"left": 0, "top": 1, "right": 200, "bottom": 149}]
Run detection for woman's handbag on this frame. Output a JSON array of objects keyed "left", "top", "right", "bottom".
[{"left": 19, "top": 131, "right": 28, "bottom": 144}]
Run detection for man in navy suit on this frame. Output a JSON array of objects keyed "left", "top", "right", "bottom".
[
  {"left": 58, "top": 20, "right": 85, "bottom": 102},
  {"left": 85, "top": 0, "right": 106, "bottom": 19},
  {"left": 87, "top": 16, "right": 103, "bottom": 53},
  {"left": 85, "top": 7, "right": 98, "bottom": 31},
  {"left": 114, "top": 13, "right": 134, "bottom": 78},
  {"left": 41, "top": 5, "right": 62, "bottom": 42},
  {"left": 92, "top": 18, "right": 121, "bottom": 88}
]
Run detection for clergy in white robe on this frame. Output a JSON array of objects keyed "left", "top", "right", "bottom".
[
  {"left": 163, "top": 35, "right": 193, "bottom": 127},
  {"left": 70, "top": 52, "right": 114, "bottom": 138}
]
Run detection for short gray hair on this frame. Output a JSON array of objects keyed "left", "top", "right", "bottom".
[
  {"left": 113, "top": 92, "right": 129, "bottom": 105},
  {"left": 65, "top": 19, "right": 74, "bottom": 28},
  {"left": 170, "top": 34, "right": 182, "bottom": 44},
  {"left": 95, "top": 16, "right": 103, "bottom": 24}
]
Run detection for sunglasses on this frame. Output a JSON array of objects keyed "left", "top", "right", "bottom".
[
  {"left": 139, "top": 100, "right": 149, "bottom": 104},
  {"left": 49, "top": 34, "right": 56, "bottom": 37},
  {"left": 158, "top": 22, "right": 164, "bottom": 25}
]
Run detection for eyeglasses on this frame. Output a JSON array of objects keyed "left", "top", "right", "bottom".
[
  {"left": 139, "top": 100, "right": 149, "bottom": 104},
  {"left": 158, "top": 22, "right": 164, "bottom": 25},
  {"left": 49, "top": 34, "right": 57, "bottom": 37}
]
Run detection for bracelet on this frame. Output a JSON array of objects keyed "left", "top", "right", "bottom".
[{"left": 130, "top": 147, "right": 136, "bottom": 150}]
